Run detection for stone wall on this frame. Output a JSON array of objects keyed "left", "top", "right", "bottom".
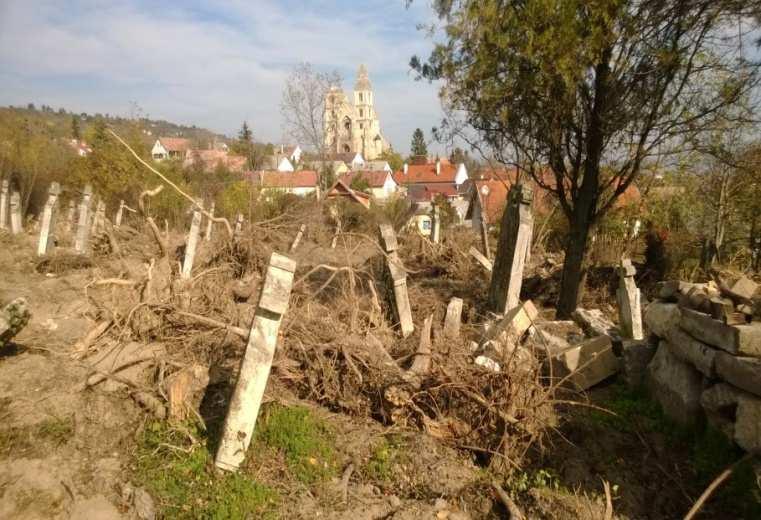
[{"left": 642, "top": 278, "right": 761, "bottom": 453}]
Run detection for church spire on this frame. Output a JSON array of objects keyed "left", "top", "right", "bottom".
[{"left": 354, "top": 64, "right": 372, "bottom": 91}]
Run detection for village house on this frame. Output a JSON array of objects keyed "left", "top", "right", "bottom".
[
  {"left": 329, "top": 152, "right": 365, "bottom": 170},
  {"left": 339, "top": 170, "right": 398, "bottom": 200},
  {"left": 355, "top": 160, "right": 391, "bottom": 173},
  {"left": 152, "top": 137, "right": 191, "bottom": 161},
  {"left": 277, "top": 144, "right": 302, "bottom": 165},
  {"left": 248, "top": 170, "right": 320, "bottom": 197},
  {"left": 183, "top": 149, "right": 247, "bottom": 173},
  {"left": 308, "top": 160, "right": 350, "bottom": 176},
  {"left": 261, "top": 154, "right": 295, "bottom": 172}
]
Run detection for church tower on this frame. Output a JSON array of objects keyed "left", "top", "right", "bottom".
[{"left": 353, "top": 64, "right": 374, "bottom": 157}]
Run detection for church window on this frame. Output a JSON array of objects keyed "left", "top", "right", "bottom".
[
  {"left": 359, "top": 123, "right": 363, "bottom": 129},
  {"left": 343, "top": 144, "right": 351, "bottom": 153},
  {"left": 344, "top": 118, "right": 351, "bottom": 131},
  {"left": 359, "top": 109, "right": 364, "bottom": 118},
  {"left": 359, "top": 93, "right": 363, "bottom": 102}
]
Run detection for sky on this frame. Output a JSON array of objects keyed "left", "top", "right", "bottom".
[{"left": 0, "top": 0, "right": 444, "bottom": 153}]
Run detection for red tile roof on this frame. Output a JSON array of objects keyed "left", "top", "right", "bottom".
[
  {"left": 159, "top": 137, "right": 191, "bottom": 152},
  {"left": 248, "top": 170, "right": 318, "bottom": 188},
  {"left": 393, "top": 162, "right": 458, "bottom": 185},
  {"left": 340, "top": 171, "right": 393, "bottom": 188},
  {"left": 406, "top": 183, "right": 460, "bottom": 203}
]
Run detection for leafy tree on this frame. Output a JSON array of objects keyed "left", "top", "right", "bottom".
[
  {"left": 379, "top": 148, "right": 404, "bottom": 171},
  {"left": 449, "top": 147, "right": 479, "bottom": 177},
  {"left": 410, "top": 128, "right": 427, "bottom": 157},
  {"left": 349, "top": 173, "right": 370, "bottom": 193},
  {"left": 71, "top": 116, "right": 81, "bottom": 140},
  {"left": 412, "top": 0, "right": 759, "bottom": 317}
]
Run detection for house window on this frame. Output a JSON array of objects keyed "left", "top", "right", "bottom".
[{"left": 422, "top": 220, "right": 431, "bottom": 231}]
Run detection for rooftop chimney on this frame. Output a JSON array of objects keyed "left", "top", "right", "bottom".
[
  {"left": 435, "top": 159, "right": 441, "bottom": 176},
  {"left": 403, "top": 163, "right": 408, "bottom": 175}
]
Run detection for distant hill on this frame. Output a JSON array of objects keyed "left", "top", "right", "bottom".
[{"left": 0, "top": 104, "right": 230, "bottom": 149}]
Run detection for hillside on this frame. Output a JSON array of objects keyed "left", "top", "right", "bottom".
[{"left": 0, "top": 104, "right": 229, "bottom": 149}]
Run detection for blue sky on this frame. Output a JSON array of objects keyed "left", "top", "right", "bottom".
[{"left": 0, "top": 0, "right": 443, "bottom": 153}]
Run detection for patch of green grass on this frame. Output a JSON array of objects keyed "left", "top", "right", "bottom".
[
  {"left": 36, "top": 416, "right": 74, "bottom": 445},
  {"left": 507, "top": 468, "right": 563, "bottom": 496},
  {"left": 366, "top": 435, "right": 406, "bottom": 482},
  {"left": 134, "top": 421, "right": 278, "bottom": 519},
  {"left": 255, "top": 404, "right": 336, "bottom": 484}
]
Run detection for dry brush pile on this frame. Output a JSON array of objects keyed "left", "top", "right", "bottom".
[{"left": 64, "top": 194, "right": 557, "bottom": 474}]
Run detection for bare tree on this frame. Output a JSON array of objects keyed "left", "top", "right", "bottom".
[{"left": 280, "top": 62, "right": 342, "bottom": 186}]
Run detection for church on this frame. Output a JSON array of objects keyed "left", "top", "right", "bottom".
[{"left": 324, "top": 65, "right": 390, "bottom": 160}]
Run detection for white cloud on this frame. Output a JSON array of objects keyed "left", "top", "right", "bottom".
[{"left": 0, "top": 0, "right": 446, "bottom": 153}]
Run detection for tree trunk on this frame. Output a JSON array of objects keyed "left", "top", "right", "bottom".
[{"left": 556, "top": 203, "right": 594, "bottom": 319}]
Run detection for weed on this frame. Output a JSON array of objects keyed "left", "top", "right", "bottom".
[
  {"left": 507, "top": 468, "right": 562, "bottom": 495},
  {"left": 134, "top": 421, "right": 278, "bottom": 519},
  {"left": 0, "top": 416, "right": 73, "bottom": 457},
  {"left": 255, "top": 404, "right": 336, "bottom": 484},
  {"left": 36, "top": 416, "right": 74, "bottom": 445},
  {"left": 366, "top": 436, "right": 406, "bottom": 482}
]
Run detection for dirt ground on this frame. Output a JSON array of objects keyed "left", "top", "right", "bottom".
[{"left": 0, "top": 227, "right": 757, "bottom": 520}]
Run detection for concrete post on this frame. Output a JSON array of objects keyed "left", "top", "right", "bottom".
[
  {"left": 37, "top": 182, "right": 61, "bottom": 256},
  {"left": 0, "top": 179, "right": 8, "bottom": 231},
  {"left": 204, "top": 202, "right": 215, "bottom": 241},
  {"left": 215, "top": 252, "right": 296, "bottom": 472},
  {"left": 380, "top": 223, "right": 414, "bottom": 337},
  {"left": 75, "top": 184, "right": 93, "bottom": 253},
  {"left": 616, "top": 258, "right": 644, "bottom": 340},
  {"left": 290, "top": 224, "right": 305, "bottom": 252},
  {"left": 443, "top": 297, "right": 463, "bottom": 339},
  {"left": 469, "top": 246, "right": 493, "bottom": 272},
  {"left": 66, "top": 200, "right": 76, "bottom": 233},
  {"left": 488, "top": 184, "right": 533, "bottom": 314},
  {"left": 480, "top": 214, "right": 491, "bottom": 260},
  {"left": 431, "top": 204, "right": 441, "bottom": 244},
  {"left": 9, "top": 191, "right": 23, "bottom": 235},
  {"left": 115, "top": 200, "right": 125, "bottom": 227},
  {"left": 181, "top": 206, "right": 202, "bottom": 280},
  {"left": 233, "top": 213, "right": 243, "bottom": 239},
  {"left": 92, "top": 200, "right": 106, "bottom": 235}
]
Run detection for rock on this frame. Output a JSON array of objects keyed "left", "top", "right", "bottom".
[
  {"left": 735, "top": 393, "right": 761, "bottom": 452},
  {"left": 0, "top": 297, "right": 31, "bottom": 347},
  {"left": 680, "top": 309, "right": 761, "bottom": 356},
  {"left": 434, "top": 498, "right": 449, "bottom": 511},
  {"left": 715, "top": 352, "right": 761, "bottom": 398},
  {"left": 546, "top": 335, "right": 620, "bottom": 391},
  {"left": 621, "top": 338, "right": 656, "bottom": 388},
  {"left": 644, "top": 301, "right": 681, "bottom": 338},
  {"left": 646, "top": 342, "right": 704, "bottom": 425},
  {"left": 663, "top": 327, "right": 717, "bottom": 377},
  {"left": 656, "top": 280, "right": 702, "bottom": 301},
  {"left": 700, "top": 383, "right": 739, "bottom": 440},
  {"left": 474, "top": 356, "right": 500, "bottom": 372},
  {"left": 134, "top": 487, "right": 156, "bottom": 520},
  {"left": 448, "top": 512, "right": 472, "bottom": 520},
  {"left": 571, "top": 308, "right": 621, "bottom": 343},
  {"left": 731, "top": 276, "right": 759, "bottom": 300}
]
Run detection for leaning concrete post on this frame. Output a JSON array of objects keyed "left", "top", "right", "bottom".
[
  {"left": 380, "top": 224, "right": 414, "bottom": 337},
  {"left": 115, "top": 200, "right": 125, "bottom": 227},
  {"left": 616, "top": 258, "right": 644, "bottom": 340},
  {"left": 488, "top": 184, "right": 533, "bottom": 314},
  {"left": 480, "top": 215, "right": 491, "bottom": 260},
  {"left": 215, "top": 252, "right": 296, "bottom": 472},
  {"left": 443, "top": 297, "right": 463, "bottom": 339},
  {"left": 233, "top": 213, "right": 243, "bottom": 239},
  {"left": 37, "top": 182, "right": 61, "bottom": 256},
  {"left": 181, "top": 206, "right": 202, "bottom": 280},
  {"left": 204, "top": 202, "right": 215, "bottom": 241},
  {"left": 92, "top": 200, "right": 106, "bottom": 234},
  {"left": 290, "top": 224, "right": 306, "bottom": 252},
  {"left": 431, "top": 204, "right": 441, "bottom": 244},
  {"left": 0, "top": 179, "right": 8, "bottom": 231},
  {"left": 9, "top": 191, "right": 23, "bottom": 235},
  {"left": 74, "top": 184, "right": 93, "bottom": 253}
]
